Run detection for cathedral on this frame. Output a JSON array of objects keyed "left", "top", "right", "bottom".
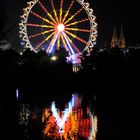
[{"left": 110, "top": 25, "right": 126, "bottom": 49}]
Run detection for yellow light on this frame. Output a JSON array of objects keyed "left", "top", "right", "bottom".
[
  {"left": 57, "top": 23, "right": 65, "bottom": 32},
  {"left": 50, "top": 55, "right": 57, "bottom": 61}
]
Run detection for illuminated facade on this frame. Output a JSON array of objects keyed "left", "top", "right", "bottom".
[
  {"left": 119, "top": 25, "right": 126, "bottom": 49},
  {"left": 110, "top": 25, "right": 126, "bottom": 48}
]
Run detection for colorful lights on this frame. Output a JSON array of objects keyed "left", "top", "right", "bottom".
[
  {"left": 19, "top": 0, "right": 97, "bottom": 55},
  {"left": 42, "top": 94, "right": 97, "bottom": 139},
  {"left": 51, "top": 94, "right": 75, "bottom": 133}
]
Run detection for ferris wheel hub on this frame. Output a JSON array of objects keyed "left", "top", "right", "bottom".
[{"left": 57, "top": 23, "right": 65, "bottom": 32}]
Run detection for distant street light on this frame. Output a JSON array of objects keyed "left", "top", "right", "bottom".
[{"left": 50, "top": 55, "right": 58, "bottom": 61}]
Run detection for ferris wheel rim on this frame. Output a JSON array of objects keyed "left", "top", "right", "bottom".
[{"left": 19, "top": 0, "right": 97, "bottom": 54}]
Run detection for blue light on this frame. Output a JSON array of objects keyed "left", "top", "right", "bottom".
[
  {"left": 51, "top": 95, "right": 75, "bottom": 133},
  {"left": 16, "top": 89, "right": 19, "bottom": 100},
  {"left": 48, "top": 32, "right": 60, "bottom": 54},
  {"left": 62, "top": 32, "right": 75, "bottom": 55}
]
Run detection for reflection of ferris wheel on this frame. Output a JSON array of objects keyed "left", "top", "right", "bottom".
[{"left": 19, "top": 0, "right": 97, "bottom": 55}]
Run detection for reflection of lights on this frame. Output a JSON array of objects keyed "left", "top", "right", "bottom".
[
  {"left": 51, "top": 95, "right": 75, "bottom": 133},
  {"left": 93, "top": 116, "right": 98, "bottom": 139},
  {"left": 42, "top": 94, "right": 97, "bottom": 139},
  {"left": 16, "top": 89, "right": 19, "bottom": 100},
  {"left": 50, "top": 55, "right": 58, "bottom": 61},
  {"left": 88, "top": 115, "right": 98, "bottom": 140},
  {"left": 19, "top": 104, "right": 30, "bottom": 126}
]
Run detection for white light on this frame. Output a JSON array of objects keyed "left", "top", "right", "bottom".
[
  {"left": 57, "top": 24, "right": 65, "bottom": 32},
  {"left": 51, "top": 95, "right": 75, "bottom": 133}
]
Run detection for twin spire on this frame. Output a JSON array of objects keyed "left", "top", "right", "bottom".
[{"left": 110, "top": 25, "right": 126, "bottom": 48}]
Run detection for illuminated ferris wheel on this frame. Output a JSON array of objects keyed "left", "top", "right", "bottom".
[{"left": 19, "top": 0, "right": 97, "bottom": 56}]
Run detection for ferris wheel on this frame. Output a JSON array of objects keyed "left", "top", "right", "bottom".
[{"left": 19, "top": 0, "right": 97, "bottom": 56}]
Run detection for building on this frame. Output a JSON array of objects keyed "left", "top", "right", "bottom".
[{"left": 110, "top": 25, "right": 126, "bottom": 49}]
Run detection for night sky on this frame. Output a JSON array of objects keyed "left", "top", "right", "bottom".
[{"left": 0, "top": 0, "right": 139, "bottom": 48}]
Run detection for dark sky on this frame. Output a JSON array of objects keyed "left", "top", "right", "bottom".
[
  {"left": 0, "top": 0, "right": 139, "bottom": 47},
  {"left": 94, "top": 0, "right": 140, "bottom": 46}
]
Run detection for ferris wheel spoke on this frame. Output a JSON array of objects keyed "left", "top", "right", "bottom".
[
  {"left": 65, "top": 30, "right": 87, "bottom": 44},
  {"left": 62, "top": 0, "right": 75, "bottom": 23},
  {"left": 62, "top": 32, "right": 75, "bottom": 55},
  {"left": 27, "top": 23, "right": 53, "bottom": 29},
  {"left": 59, "top": 0, "right": 64, "bottom": 22},
  {"left": 46, "top": 34, "right": 56, "bottom": 53},
  {"left": 29, "top": 29, "right": 54, "bottom": 39},
  {"left": 65, "top": 33, "right": 80, "bottom": 53},
  {"left": 60, "top": 34, "right": 69, "bottom": 52},
  {"left": 66, "top": 18, "right": 89, "bottom": 27},
  {"left": 35, "top": 32, "right": 54, "bottom": 49},
  {"left": 57, "top": 34, "right": 61, "bottom": 50},
  {"left": 64, "top": 7, "right": 84, "bottom": 24},
  {"left": 47, "top": 32, "right": 60, "bottom": 53},
  {"left": 30, "top": 11, "right": 54, "bottom": 26},
  {"left": 38, "top": 1, "right": 56, "bottom": 23},
  {"left": 50, "top": 0, "right": 59, "bottom": 22},
  {"left": 66, "top": 27, "right": 91, "bottom": 32}
]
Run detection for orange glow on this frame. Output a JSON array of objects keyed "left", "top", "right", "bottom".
[
  {"left": 42, "top": 107, "right": 96, "bottom": 139},
  {"left": 41, "top": 95, "right": 97, "bottom": 139}
]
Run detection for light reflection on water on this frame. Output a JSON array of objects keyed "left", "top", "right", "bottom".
[{"left": 18, "top": 93, "right": 97, "bottom": 140}]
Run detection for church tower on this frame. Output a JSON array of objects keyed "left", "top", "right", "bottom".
[
  {"left": 110, "top": 25, "right": 126, "bottom": 49},
  {"left": 118, "top": 25, "right": 126, "bottom": 48},
  {"left": 110, "top": 25, "right": 119, "bottom": 48}
]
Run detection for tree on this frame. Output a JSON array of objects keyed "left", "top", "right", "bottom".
[{"left": 0, "top": 9, "right": 14, "bottom": 50}]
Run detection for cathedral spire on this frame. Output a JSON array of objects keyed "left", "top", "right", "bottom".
[
  {"left": 119, "top": 25, "right": 126, "bottom": 48},
  {"left": 110, "top": 25, "right": 119, "bottom": 48}
]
